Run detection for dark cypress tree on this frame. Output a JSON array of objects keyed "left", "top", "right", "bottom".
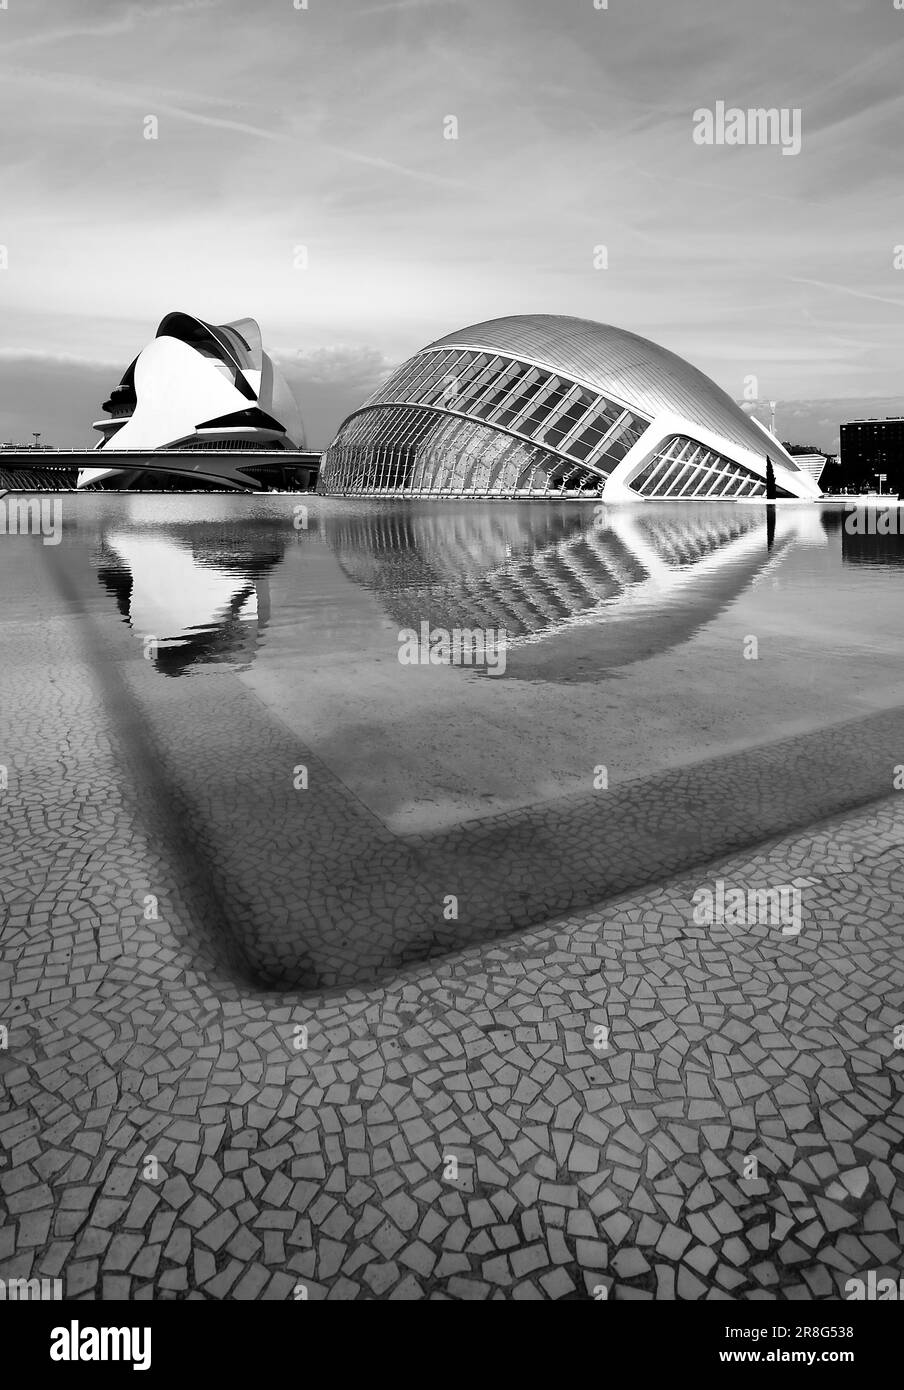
[{"left": 765, "top": 455, "right": 777, "bottom": 501}]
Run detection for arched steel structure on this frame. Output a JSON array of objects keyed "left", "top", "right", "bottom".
[{"left": 318, "top": 315, "right": 820, "bottom": 501}]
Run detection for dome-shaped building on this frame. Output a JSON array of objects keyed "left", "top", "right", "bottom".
[{"left": 318, "top": 314, "right": 819, "bottom": 501}]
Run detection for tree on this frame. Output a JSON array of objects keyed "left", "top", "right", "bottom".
[{"left": 765, "top": 456, "right": 777, "bottom": 501}]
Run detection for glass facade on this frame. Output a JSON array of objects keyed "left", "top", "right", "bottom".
[
  {"left": 0, "top": 465, "right": 78, "bottom": 492},
  {"left": 422, "top": 316, "right": 803, "bottom": 474},
  {"left": 322, "top": 406, "right": 606, "bottom": 496},
  {"left": 175, "top": 439, "right": 287, "bottom": 452},
  {"left": 627, "top": 436, "right": 767, "bottom": 499},
  {"left": 319, "top": 347, "right": 650, "bottom": 497}
]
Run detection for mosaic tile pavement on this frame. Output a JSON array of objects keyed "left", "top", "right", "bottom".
[
  {"left": 2, "top": 790, "right": 903, "bottom": 1301},
  {"left": 1, "top": 574, "right": 903, "bottom": 1300}
]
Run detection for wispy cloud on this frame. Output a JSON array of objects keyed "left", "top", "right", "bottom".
[
  {"left": 785, "top": 277, "right": 904, "bottom": 311},
  {"left": 0, "top": 0, "right": 901, "bottom": 446},
  {"left": 322, "top": 144, "right": 468, "bottom": 189},
  {"left": 350, "top": 0, "right": 461, "bottom": 14},
  {"left": 0, "top": 0, "right": 223, "bottom": 53}
]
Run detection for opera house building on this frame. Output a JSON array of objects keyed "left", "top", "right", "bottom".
[
  {"left": 79, "top": 312, "right": 308, "bottom": 491},
  {"left": 318, "top": 314, "right": 820, "bottom": 501}
]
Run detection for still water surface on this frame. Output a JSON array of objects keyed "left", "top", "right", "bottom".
[{"left": 15, "top": 495, "right": 904, "bottom": 987}]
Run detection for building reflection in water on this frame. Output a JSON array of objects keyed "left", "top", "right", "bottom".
[
  {"left": 840, "top": 507, "right": 904, "bottom": 567},
  {"left": 89, "top": 501, "right": 836, "bottom": 680},
  {"left": 322, "top": 503, "right": 790, "bottom": 676},
  {"left": 94, "top": 521, "right": 291, "bottom": 675}
]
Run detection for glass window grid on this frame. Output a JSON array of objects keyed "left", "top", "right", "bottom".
[
  {"left": 378, "top": 349, "right": 489, "bottom": 411},
  {"left": 518, "top": 383, "right": 572, "bottom": 437},
  {"left": 636, "top": 453, "right": 674, "bottom": 493},
  {"left": 566, "top": 408, "right": 630, "bottom": 463},
  {"left": 685, "top": 465, "right": 715, "bottom": 498},
  {"left": 412, "top": 349, "right": 465, "bottom": 390},
  {"left": 321, "top": 401, "right": 615, "bottom": 497},
  {"left": 671, "top": 463, "right": 721, "bottom": 498},
  {"left": 372, "top": 359, "right": 434, "bottom": 411},
  {"left": 661, "top": 463, "right": 698, "bottom": 496},
  {"left": 709, "top": 472, "right": 733, "bottom": 498},
  {"left": 416, "top": 351, "right": 471, "bottom": 405},
  {"left": 344, "top": 351, "right": 657, "bottom": 490},
  {"left": 398, "top": 350, "right": 455, "bottom": 402},
  {"left": 390, "top": 358, "right": 439, "bottom": 403},
  {"left": 373, "top": 355, "right": 431, "bottom": 403},
  {"left": 670, "top": 451, "right": 717, "bottom": 495},
  {"left": 539, "top": 386, "right": 594, "bottom": 447},
  {"left": 509, "top": 376, "right": 566, "bottom": 434},
  {"left": 568, "top": 417, "right": 612, "bottom": 451},
  {"left": 415, "top": 366, "right": 455, "bottom": 408},
  {"left": 447, "top": 354, "right": 513, "bottom": 416},
  {"left": 404, "top": 352, "right": 453, "bottom": 398},
  {"left": 325, "top": 348, "right": 690, "bottom": 495},
  {"left": 700, "top": 464, "right": 728, "bottom": 491},
  {"left": 562, "top": 399, "right": 624, "bottom": 455},
  {"left": 627, "top": 459, "right": 658, "bottom": 491},
  {"left": 437, "top": 352, "right": 490, "bottom": 408},
  {"left": 461, "top": 356, "right": 517, "bottom": 413},
  {"left": 631, "top": 436, "right": 767, "bottom": 499},
  {"left": 565, "top": 433, "right": 601, "bottom": 462},
  {"left": 696, "top": 462, "right": 726, "bottom": 498},
  {"left": 556, "top": 400, "right": 611, "bottom": 453},
  {"left": 384, "top": 359, "right": 424, "bottom": 399},
  {"left": 649, "top": 455, "right": 689, "bottom": 496},
  {"left": 470, "top": 360, "right": 527, "bottom": 419},
  {"left": 367, "top": 345, "right": 650, "bottom": 461},
  {"left": 705, "top": 468, "right": 734, "bottom": 497},
  {"left": 598, "top": 417, "right": 646, "bottom": 466},
  {"left": 379, "top": 406, "right": 430, "bottom": 490},
  {"left": 491, "top": 368, "right": 545, "bottom": 428},
  {"left": 644, "top": 450, "right": 684, "bottom": 494}
]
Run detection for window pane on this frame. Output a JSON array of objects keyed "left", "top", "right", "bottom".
[
  {"left": 541, "top": 389, "right": 595, "bottom": 447},
  {"left": 456, "top": 356, "right": 507, "bottom": 410},
  {"left": 517, "top": 382, "right": 569, "bottom": 436},
  {"left": 492, "top": 369, "right": 543, "bottom": 427},
  {"left": 419, "top": 352, "right": 470, "bottom": 404},
  {"left": 472, "top": 361, "right": 527, "bottom": 419},
  {"left": 407, "top": 355, "right": 455, "bottom": 402}
]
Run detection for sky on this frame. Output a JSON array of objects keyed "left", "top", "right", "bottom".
[{"left": 0, "top": 0, "right": 902, "bottom": 451}]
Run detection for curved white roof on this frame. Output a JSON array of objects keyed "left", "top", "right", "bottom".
[{"left": 95, "top": 311, "right": 305, "bottom": 454}]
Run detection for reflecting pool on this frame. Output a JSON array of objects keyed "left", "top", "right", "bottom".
[{"left": 3, "top": 495, "right": 903, "bottom": 988}]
